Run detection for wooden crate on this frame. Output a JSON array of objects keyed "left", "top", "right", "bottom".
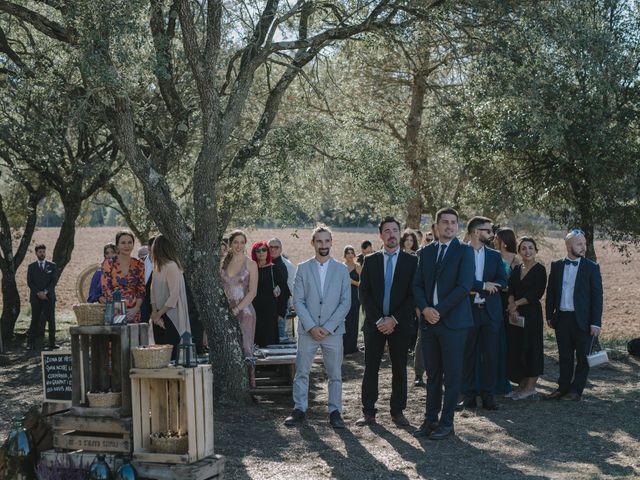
[
  {"left": 52, "top": 412, "right": 132, "bottom": 453},
  {"left": 131, "top": 365, "right": 214, "bottom": 464},
  {"left": 70, "top": 324, "right": 148, "bottom": 417},
  {"left": 134, "top": 454, "right": 224, "bottom": 480},
  {"left": 39, "top": 449, "right": 124, "bottom": 471},
  {"left": 252, "top": 352, "right": 323, "bottom": 394}
]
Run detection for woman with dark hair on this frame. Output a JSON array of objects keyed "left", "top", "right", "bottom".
[
  {"left": 221, "top": 230, "right": 258, "bottom": 358},
  {"left": 101, "top": 231, "right": 146, "bottom": 322},
  {"left": 88, "top": 243, "right": 117, "bottom": 303},
  {"left": 251, "top": 241, "right": 289, "bottom": 348},
  {"left": 401, "top": 229, "right": 419, "bottom": 254},
  {"left": 150, "top": 235, "right": 190, "bottom": 359},
  {"left": 342, "top": 245, "right": 361, "bottom": 355},
  {"left": 507, "top": 236, "right": 547, "bottom": 400},
  {"left": 494, "top": 228, "right": 519, "bottom": 273}
]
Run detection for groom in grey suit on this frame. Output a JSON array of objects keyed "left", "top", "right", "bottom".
[{"left": 284, "top": 225, "right": 351, "bottom": 428}]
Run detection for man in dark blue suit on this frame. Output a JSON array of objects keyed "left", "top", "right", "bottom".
[
  {"left": 461, "top": 217, "right": 507, "bottom": 410},
  {"left": 413, "top": 208, "right": 474, "bottom": 440},
  {"left": 546, "top": 229, "right": 603, "bottom": 401}
]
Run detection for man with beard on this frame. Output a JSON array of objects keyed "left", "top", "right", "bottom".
[
  {"left": 26, "top": 244, "right": 59, "bottom": 350},
  {"left": 545, "top": 230, "right": 603, "bottom": 401},
  {"left": 460, "top": 216, "right": 507, "bottom": 410},
  {"left": 357, "top": 240, "right": 373, "bottom": 266},
  {"left": 356, "top": 216, "right": 418, "bottom": 427},
  {"left": 284, "top": 225, "right": 351, "bottom": 428},
  {"left": 413, "top": 208, "right": 474, "bottom": 440}
]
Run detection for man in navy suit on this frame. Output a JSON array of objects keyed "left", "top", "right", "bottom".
[
  {"left": 26, "top": 244, "right": 59, "bottom": 351},
  {"left": 461, "top": 217, "right": 507, "bottom": 410},
  {"left": 546, "top": 229, "right": 603, "bottom": 401},
  {"left": 413, "top": 208, "right": 474, "bottom": 440},
  {"left": 356, "top": 216, "right": 418, "bottom": 427}
]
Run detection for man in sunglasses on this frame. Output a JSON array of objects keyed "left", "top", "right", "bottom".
[
  {"left": 460, "top": 216, "right": 507, "bottom": 411},
  {"left": 268, "top": 237, "right": 296, "bottom": 342},
  {"left": 545, "top": 229, "right": 603, "bottom": 401}
]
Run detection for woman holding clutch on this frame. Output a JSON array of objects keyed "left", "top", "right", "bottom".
[{"left": 506, "top": 237, "right": 547, "bottom": 400}]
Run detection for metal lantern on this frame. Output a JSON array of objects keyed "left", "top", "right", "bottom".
[
  {"left": 176, "top": 331, "right": 197, "bottom": 368},
  {"left": 89, "top": 454, "right": 113, "bottom": 480}
]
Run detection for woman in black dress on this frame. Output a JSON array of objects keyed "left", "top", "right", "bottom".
[
  {"left": 507, "top": 236, "right": 547, "bottom": 400},
  {"left": 342, "top": 245, "right": 361, "bottom": 355},
  {"left": 251, "top": 241, "right": 290, "bottom": 348}
]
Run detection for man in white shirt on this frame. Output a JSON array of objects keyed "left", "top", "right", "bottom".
[{"left": 545, "top": 229, "right": 603, "bottom": 401}]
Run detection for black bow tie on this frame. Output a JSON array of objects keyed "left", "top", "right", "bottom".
[{"left": 564, "top": 259, "right": 579, "bottom": 266}]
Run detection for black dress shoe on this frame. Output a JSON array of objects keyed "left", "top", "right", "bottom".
[
  {"left": 482, "top": 396, "right": 498, "bottom": 411},
  {"left": 414, "top": 377, "right": 426, "bottom": 388},
  {"left": 546, "top": 389, "right": 568, "bottom": 400},
  {"left": 329, "top": 410, "right": 345, "bottom": 429},
  {"left": 413, "top": 421, "right": 439, "bottom": 438},
  {"left": 284, "top": 409, "right": 305, "bottom": 426},
  {"left": 391, "top": 413, "right": 410, "bottom": 427},
  {"left": 560, "top": 392, "right": 581, "bottom": 402},
  {"left": 354, "top": 414, "right": 376, "bottom": 426},
  {"left": 463, "top": 396, "right": 477, "bottom": 408},
  {"left": 429, "top": 425, "right": 454, "bottom": 440}
]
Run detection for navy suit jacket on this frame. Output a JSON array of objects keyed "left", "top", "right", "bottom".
[
  {"left": 359, "top": 250, "right": 418, "bottom": 335},
  {"left": 545, "top": 257, "right": 603, "bottom": 332},
  {"left": 412, "top": 238, "right": 474, "bottom": 330},
  {"left": 27, "top": 260, "right": 58, "bottom": 302},
  {"left": 470, "top": 247, "right": 507, "bottom": 330}
]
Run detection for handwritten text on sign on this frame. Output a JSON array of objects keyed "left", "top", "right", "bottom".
[{"left": 42, "top": 351, "right": 73, "bottom": 402}]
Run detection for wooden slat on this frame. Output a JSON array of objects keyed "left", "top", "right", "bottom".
[
  {"left": 71, "top": 334, "right": 82, "bottom": 406},
  {"left": 194, "top": 367, "right": 205, "bottom": 459},
  {"left": 138, "top": 322, "right": 149, "bottom": 345},
  {"left": 132, "top": 450, "right": 189, "bottom": 465},
  {"left": 52, "top": 414, "right": 132, "bottom": 434},
  {"left": 183, "top": 368, "right": 197, "bottom": 463},
  {"left": 131, "top": 377, "right": 143, "bottom": 451},
  {"left": 149, "top": 379, "right": 167, "bottom": 435},
  {"left": 53, "top": 432, "right": 130, "bottom": 453},
  {"left": 140, "top": 378, "right": 151, "bottom": 449},
  {"left": 167, "top": 379, "right": 179, "bottom": 433},
  {"left": 80, "top": 335, "right": 91, "bottom": 405},
  {"left": 133, "top": 454, "right": 225, "bottom": 479},
  {"left": 130, "top": 368, "right": 188, "bottom": 379},
  {"left": 249, "top": 386, "right": 293, "bottom": 394},
  {"left": 39, "top": 449, "right": 123, "bottom": 471},
  {"left": 202, "top": 367, "right": 214, "bottom": 457},
  {"left": 111, "top": 334, "right": 122, "bottom": 393},
  {"left": 70, "top": 406, "right": 123, "bottom": 418},
  {"left": 121, "top": 326, "right": 132, "bottom": 416}
]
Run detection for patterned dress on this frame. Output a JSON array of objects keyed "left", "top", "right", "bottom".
[
  {"left": 101, "top": 256, "right": 146, "bottom": 322},
  {"left": 222, "top": 258, "right": 257, "bottom": 357}
]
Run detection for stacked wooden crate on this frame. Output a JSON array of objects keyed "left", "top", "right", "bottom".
[{"left": 50, "top": 324, "right": 148, "bottom": 454}]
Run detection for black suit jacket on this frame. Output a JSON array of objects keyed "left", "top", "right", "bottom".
[
  {"left": 27, "top": 260, "right": 58, "bottom": 302},
  {"left": 545, "top": 257, "right": 603, "bottom": 332},
  {"left": 469, "top": 247, "right": 508, "bottom": 329},
  {"left": 359, "top": 250, "right": 418, "bottom": 334}
]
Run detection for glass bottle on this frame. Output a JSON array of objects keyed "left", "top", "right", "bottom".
[{"left": 89, "top": 454, "right": 112, "bottom": 480}]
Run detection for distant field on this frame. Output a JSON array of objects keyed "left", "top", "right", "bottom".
[{"left": 3, "top": 226, "right": 639, "bottom": 339}]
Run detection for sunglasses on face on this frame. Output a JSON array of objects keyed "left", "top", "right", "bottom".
[
  {"left": 569, "top": 229, "right": 585, "bottom": 236},
  {"left": 269, "top": 245, "right": 281, "bottom": 249},
  {"left": 255, "top": 247, "right": 268, "bottom": 253}
]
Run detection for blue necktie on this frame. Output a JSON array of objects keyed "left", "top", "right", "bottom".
[
  {"left": 564, "top": 259, "right": 579, "bottom": 266},
  {"left": 383, "top": 252, "right": 394, "bottom": 316}
]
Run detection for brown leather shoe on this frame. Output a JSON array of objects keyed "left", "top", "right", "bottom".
[
  {"left": 391, "top": 414, "right": 410, "bottom": 427},
  {"left": 355, "top": 414, "right": 376, "bottom": 426},
  {"left": 546, "top": 389, "right": 567, "bottom": 400},
  {"left": 560, "top": 392, "right": 581, "bottom": 402}
]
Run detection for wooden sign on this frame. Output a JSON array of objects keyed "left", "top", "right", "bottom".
[{"left": 42, "top": 350, "right": 73, "bottom": 402}]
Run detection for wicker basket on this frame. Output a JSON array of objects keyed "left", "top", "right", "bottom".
[
  {"left": 86, "top": 391, "right": 121, "bottom": 408},
  {"left": 150, "top": 432, "right": 188, "bottom": 454},
  {"left": 73, "top": 303, "right": 105, "bottom": 326},
  {"left": 132, "top": 345, "right": 173, "bottom": 369}
]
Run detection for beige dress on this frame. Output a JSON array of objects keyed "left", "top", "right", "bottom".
[{"left": 150, "top": 261, "right": 191, "bottom": 338}]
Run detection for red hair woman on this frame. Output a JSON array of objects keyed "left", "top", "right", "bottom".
[{"left": 251, "top": 241, "right": 290, "bottom": 347}]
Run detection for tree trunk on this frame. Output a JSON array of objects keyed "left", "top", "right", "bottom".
[
  {"left": 404, "top": 71, "right": 426, "bottom": 229},
  {"left": 52, "top": 198, "right": 83, "bottom": 276},
  {"left": 573, "top": 182, "right": 597, "bottom": 261},
  {"left": 0, "top": 270, "right": 20, "bottom": 343}
]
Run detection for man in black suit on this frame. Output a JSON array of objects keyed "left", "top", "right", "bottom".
[
  {"left": 356, "top": 240, "right": 373, "bottom": 267},
  {"left": 461, "top": 216, "right": 507, "bottom": 410},
  {"left": 356, "top": 216, "right": 418, "bottom": 427},
  {"left": 412, "top": 207, "right": 474, "bottom": 440},
  {"left": 26, "top": 244, "right": 59, "bottom": 350},
  {"left": 546, "top": 229, "right": 603, "bottom": 401}
]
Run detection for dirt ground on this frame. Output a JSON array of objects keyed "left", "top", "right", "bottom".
[{"left": 1, "top": 227, "right": 639, "bottom": 479}]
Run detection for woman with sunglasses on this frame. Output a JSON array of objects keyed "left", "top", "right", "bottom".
[
  {"left": 251, "top": 241, "right": 290, "bottom": 347},
  {"left": 342, "top": 245, "right": 362, "bottom": 355}
]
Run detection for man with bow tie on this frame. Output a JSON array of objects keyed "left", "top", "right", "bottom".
[
  {"left": 545, "top": 230, "right": 603, "bottom": 401},
  {"left": 26, "top": 244, "right": 59, "bottom": 351}
]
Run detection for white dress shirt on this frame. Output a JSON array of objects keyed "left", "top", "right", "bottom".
[
  {"left": 560, "top": 257, "right": 581, "bottom": 311},
  {"left": 433, "top": 240, "right": 453, "bottom": 306},
  {"left": 315, "top": 258, "right": 329, "bottom": 293},
  {"left": 473, "top": 246, "right": 486, "bottom": 304}
]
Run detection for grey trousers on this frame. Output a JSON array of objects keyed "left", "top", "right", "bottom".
[{"left": 293, "top": 332, "right": 343, "bottom": 413}]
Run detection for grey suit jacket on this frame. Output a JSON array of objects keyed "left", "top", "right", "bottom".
[{"left": 294, "top": 257, "right": 351, "bottom": 336}]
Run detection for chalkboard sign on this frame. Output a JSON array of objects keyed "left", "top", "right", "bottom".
[{"left": 41, "top": 350, "right": 73, "bottom": 402}]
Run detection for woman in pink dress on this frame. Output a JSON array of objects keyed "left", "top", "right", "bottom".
[{"left": 221, "top": 230, "right": 258, "bottom": 360}]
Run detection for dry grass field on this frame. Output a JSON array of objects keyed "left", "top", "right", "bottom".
[{"left": 1, "top": 227, "right": 639, "bottom": 479}]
